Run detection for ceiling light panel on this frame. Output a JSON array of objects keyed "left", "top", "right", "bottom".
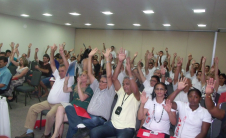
[
  {"left": 85, "top": 23, "right": 92, "bottom": 26},
  {"left": 193, "top": 9, "right": 205, "bottom": 13},
  {"left": 198, "top": 24, "right": 206, "bottom": 27},
  {"left": 21, "top": 14, "right": 29, "bottom": 17},
  {"left": 107, "top": 23, "right": 114, "bottom": 26},
  {"left": 69, "top": 12, "right": 81, "bottom": 16},
  {"left": 133, "top": 24, "right": 141, "bottom": 26},
  {"left": 163, "top": 24, "right": 171, "bottom": 26},
  {"left": 65, "top": 23, "right": 71, "bottom": 26},
  {"left": 102, "top": 11, "right": 113, "bottom": 15},
  {"left": 143, "top": 10, "right": 154, "bottom": 14},
  {"left": 43, "top": 13, "right": 52, "bottom": 16}
]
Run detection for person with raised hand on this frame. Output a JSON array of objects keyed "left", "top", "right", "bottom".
[
  {"left": 17, "top": 43, "right": 32, "bottom": 63},
  {"left": 137, "top": 59, "right": 160, "bottom": 98},
  {"left": 145, "top": 51, "right": 157, "bottom": 81},
  {"left": 64, "top": 47, "right": 115, "bottom": 138},
  {"left": 15, "top": 44, "right": 74, "bottom": 138},
  {"left": 167, "top": 78, "right": 211, "bottom": 138},
  {"left": 205, "top": 78, "right": 226, "bottom": 137},
  {"left": 4, "top": 47, "right": 29, "bottom": 101},
  {"left": 6, "top": 42, "right": 18, "bottom": 67},
  {"left": 137, "top": 82, "right": 176, "bottom": 138},
  {"left": 90, "top": 48, "right": 140, "bottom": 138}
]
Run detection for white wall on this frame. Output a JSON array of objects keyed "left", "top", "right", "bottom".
[{"left": 0, "top": 14, "right": 75, "bottom": 59}]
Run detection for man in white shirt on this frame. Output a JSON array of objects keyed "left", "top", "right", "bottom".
[
  {"left": 15, "top": 44, "right": 74, "bottom": 138},
  {"left": 152, "top": 47, "right": 169, "bottom": 68}
]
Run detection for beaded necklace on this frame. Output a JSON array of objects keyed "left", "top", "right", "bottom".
[{"left": 153, "top": 104, "right": 164, "bottom": 123}]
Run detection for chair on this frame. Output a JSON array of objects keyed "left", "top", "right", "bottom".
[
  {"left": 214, "top": 93, "right": 220, "bottom": 104},
  {"left": 220, "top": 102, "right": 226, "bottom": 110},
  {"left": 30, "top": 60, "right": 38, "bottom": 71},
  {"left": 8, "top": 66, "right": 17, "bottom": 76},
  {"left": 39, "top": 91, "right": 74, "bottom": 130},
  {"left": 211, "top": 118, "right": 222, "bottom": 138},
  {"left": 200, "top": 98, "right": 206, "bottom": 108},
  {"left": 0, "top": 77, "right": 12, "bottom": 109},
  {"left": 15, "top": 71, "right": 42, "bottom": 106}
]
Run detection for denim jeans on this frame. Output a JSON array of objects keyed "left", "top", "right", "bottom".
[
  {"left": 89, "top": 121, "right": 135, "bottom": 138},
  {"left": 65, "top": 106, "right": 106, "bottom": 138}
]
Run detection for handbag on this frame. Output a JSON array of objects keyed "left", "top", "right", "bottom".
[
  {"left": 73, "top": 104, "right": 91, "bottom": 119},
  {"left": 137, "top": 128, "right": 165, "bottom": 138}
]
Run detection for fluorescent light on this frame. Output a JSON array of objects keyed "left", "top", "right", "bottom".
[
  {"left": 143, "top": 10, "right": 154, "bottom": 14},
  {"left": 193, "top": 9, "right": 205, "bottom": 13},
  {"left": 65, "top": 23, "right": 71, "bottom": 26},
  {"left": 43, "top": 13, "right": 52, "bottom": 16},
  {"left": 198, "top": 24, "right": 206, "bottom": 27},
  {"left": 133, "top": 24, "right": 141, "bottom": 26},
  {"left": 85, "top": 23, "right": 92, "bottom": 26},
  {"left": 102, "top": 11, "right": 113, "bottom": 15},
  {"left": 20, "top": 14, "right": 29, "bottom": 17},
  {"left": 163, "top": 24, "right": 171, "bottom": 26},
  {"left": 107, "top": 24, "right": 114, "bottom": 26},
  {"left": 69, "top": 12, "right": 81, "bottom": 16}
]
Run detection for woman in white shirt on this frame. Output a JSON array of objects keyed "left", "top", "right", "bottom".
[
  {"left": 168, "top": 78, "right": 212, "bottom": 138},
  {"left": 137, "top": 82, "right": 177, "bottom": 138},
  {"left": 217, "top": 74, "right": 226, "bottom": 95}
]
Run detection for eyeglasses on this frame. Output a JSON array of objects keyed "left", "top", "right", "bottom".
[
  {"left": 99, "top": 81, "right": 107, "bottom": 83},
  {"left": 154, "top": 88, "right": 165, "bottom": 91}
]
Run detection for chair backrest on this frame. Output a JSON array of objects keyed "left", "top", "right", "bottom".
[
  {"left": 220, "top": 102, "right": 226, "bottom": 110},
  {"left": 2, "top": 77, "right": 12, "bottom": 92},
  {"left": 30, "top": 71, "right": 42, "bottom": 86},
  {"left": 200, "top": 98, "right": 206, "bottom": 108},
  {"left": 215, "top": 93, "right": 220, "bottom": 104},
  {"left": 30, "top": 60, "right": 38, "bottom": 71},
  {"left": 211, "top": 118, "right": 222, "bottom": 138},
  {"left": 8, "top": 66, "right": 17, "bottom": 76},
  {"left": 24, "top": 70, "right": 32, "bottom": 83}
]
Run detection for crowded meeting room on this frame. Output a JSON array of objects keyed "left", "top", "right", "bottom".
[{"left": 0, "top": 0, "right": 226, "bottom": 138}]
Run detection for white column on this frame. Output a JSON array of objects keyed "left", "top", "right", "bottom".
[{"left": 211, "top": 32, "right": 218, "bottom": 66}]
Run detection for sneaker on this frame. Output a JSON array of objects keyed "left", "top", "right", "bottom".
[
  {"left": 41, "top": 133, "right": 51, "bottom": 138},
  {"left": 15, "top": 132, "right": 34, "bottom": 138},
  {"left": 72, "top": 127, "right": 90, "bottom": 138}
]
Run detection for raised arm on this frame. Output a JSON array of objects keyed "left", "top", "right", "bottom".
[
  {"left": 15, "top": 44, "right": 19, "bottom": 58},
  {"left": 165, "top": 47, "right": 169, "bottom": 58},
  {"left": 160, "top": 65, "right": 166, "bottom": 83},
  {"left": 97, "top": 50, "right": 102, "bottom": 64},
  {"left": 145, "top": 52, "right": 153, "bottom": 75},
  {"left": 88, "top": 48, "right": 98, "bottom": 84},
  {"left": 27, "top": 43, "right": 32, "bottom": 58},
  {"left": 34, "top": 48, "right": 39, "bottom": 62},
  {"left": 198, "top": 56, "right": 203, "bottom": 71},
  {"left": 126, "top": 57, "right": 140, "bottom": 101},
  {"left": 63, "top": 75, "right": 73, "bottom": 93},
  {"left": 186, "top": 54, "right": 193, "bottom": 72},
  {"left": 76, "top": 48, "right": 83, "bottom": 63},
  {"left": 103, "top": 48, "right": 113, "bottom": 88},
  {"left": 77, "top": 77, "right": 90, "bottom": 101},
  {"left": 130, "top": 52, "right": 138, "bottom": 66},
  {"left": 163, "top": 99, "right": 177, "bottom": 125},
  {"left": 10, "top": 48, "right": 19, "bottom": 66},
  {"left": 137, "top": 60, "right": 146, "bottom": 83},
  {"left": 0, "top": 43, "right": 2, "bottom": 52},
  {"left": 112, "top": 48, "right": 126, "bottom": 91},
  {"left": 155, "top": 54, "right": 159, "bottom": 67},
  {"left": 173, "top": 58, "right": 183, "bottom": 84},
  {"left": 168, "top": 78, "right": 188, "bottom": 110},
  {"left": 50, "top": 44, "right": 57, "bottom": 72},
  {"left": 167, "top": 54, "right": 171, "bottom": 71},
  {"left": 103, "top": 43, "right": 106, "bottom": 51},
  {"left": 59, "top": 44, "right": 69, "bottom": 70},
  {"left": 171, "top": 53, "right": 177, "bottom": 68},
  {"left": 214, "top": 57, "right": 219, "bottom": 91},
  {"left": 205, "top": 78, "right": 225, "bottom": 120},
  {"left": 10, "top": 42, "right": 15, "bottom": 54},
  {"left": 190, "top": 59, "right": 196, "bottom": 77},
  {"left": 45, "top": 45, "right": 50, "bottom": 54},
  {"left": 138, "top": 92, "right": 149, "bottom": 120},
  {"left": 151, "top": 47, "right": 154, "bottom": 55},
  {"left": 201, "top": 57, "right": 206, "bottom": 86}
]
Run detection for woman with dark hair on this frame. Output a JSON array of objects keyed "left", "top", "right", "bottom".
[
  {"left": 168, "top": 78, "right": 211, "bottom": 138},
  {"left": 6, "top": 48, "right": 29, "bottom": 100},
  {"left": 137, "top": 82, "right": 176, "bottom": 138},
  {"left": 217, "top": 73, "right": 226, "bottom": 95}
]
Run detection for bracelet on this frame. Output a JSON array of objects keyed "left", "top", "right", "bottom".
[
  {"left": 106, "top": 61, "right": 110, "bottom": 63},
  {"left": 129, "top": 76, "right": 134, "bottom": 80}
]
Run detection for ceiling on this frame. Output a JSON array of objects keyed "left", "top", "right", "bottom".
[{"left": 0, "top": 0, "right": 226, "bottom": 31}]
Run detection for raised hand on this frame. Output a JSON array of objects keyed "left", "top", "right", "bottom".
[
  {"left": 47, "top": 45, "right": 50, "bottom": 49},
  {"left": 16, "top": 43, "right": 19, "bottom": 48},
  {"left": 176, "top": 56, "right": 180, "bottom": 63},
  {"left": 59, "top": 44, "right": 64, "bottom": 54},
  {"left": 177, "top": 77, "right": 188, "bottom": 91},
  {"left": 118, "top": 47, "right": 126, "bottom": 62},
  {"left": 141, "top": 92, "right": 148, "bottom": 104},
  {"left": 168, "top": 54, "right": 171, "bottom": 59},
  {"left": 88, "top": 46, "right": 91, "bottom": 49},
  {"left": 65, "top": 74, "right": 70, "bottom": 82},
  {"left": 63, "top": 42, "right": 66, "bottom": 46},
  {"left": 205, "top": 78, "right": 216, "bottom": 94},
  {"left": 188, "top": 54, "right": 193, "bottom": 61},
  {"left": 165, "top": 47, "right": 168, "bottom": 52},
  {"left": 10, "top": 42, "right": 15, "bottom": 48},
  {"left": 137, "top": 59, "right": 142, "bottom": 68},
  {"left": 28, "top": 43, "right": 32, "bottom": 48},
  {"left": 160, "top": 65, "right": 166, "bottom": 75},
  {"left": 13, "top": 48, "right": 17, "bottom": 53},
  {"left": 103, "top": 48, "right": 111, "bottom": 58},
  {"left": 125, "top": 57, "right": 131, "bottom": 72},
  {"left": 77, "top": 76, "right": 81, "bottom": 84},
  {"left": 191, "top": 59, "right": 196, "bottom": 65},
  {"left": 0, "top": 43, "right": 3, "bottom": 48},
  {"left": 214, "top": 57, "right": 219, "bottom": 64},
  {"left": 35, "top": 48, "right": 39, "bottom": 53},
  {"left": 147, "top": 52, "right": 153, "bottom": 60},
  {"left": 152, "top": 47, "right": 154, "bottom": 51},
  {"left": 173, "top": 53, "right": 177, "bottom": 58},
  {"left": 51, "top": 44, "right": 57, "bottom": 51},
  {"left": 202, "top": 57, "right": 206, "bottom": 64},
  {"left": 80, "top": 48, "right": 83, "bottom": 53},
  {"left": 89, "top": 48, "right": 98, "bottom": 57},
  {"left": 167, "top": 77, "right": 173, "bottom": 83},
  {"left": 210, "top": 65, "right": 215, "bottom": 72},
  {"left": 163, "top": 99, "right": 172, "bottom": 113},
  {"left": 177, "top": 57, "right": 183, "bottom": 66},
  {"left": 69, "top": 48, "right": 74, "bottom": 52},
  {"left": 134, "top": 52, "right": 138, "bottom": 57}
]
